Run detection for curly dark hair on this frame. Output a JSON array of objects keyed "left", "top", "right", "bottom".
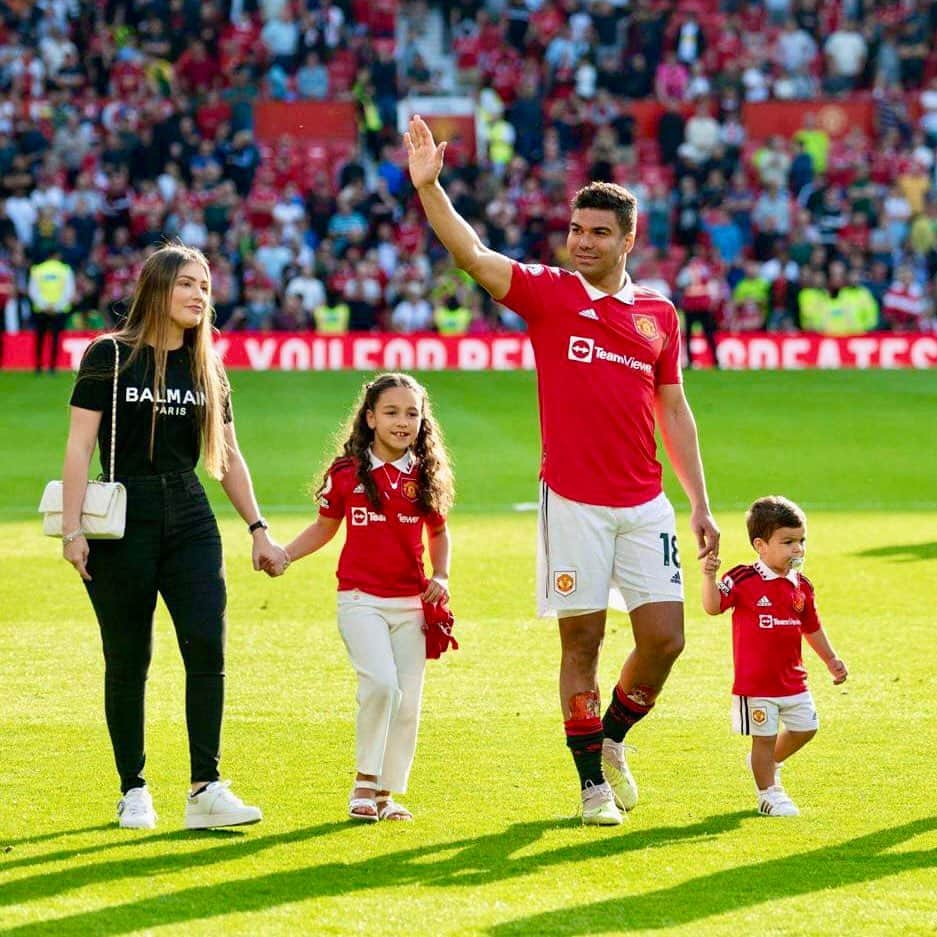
[{"left": 316, "top": 373, "right": 454, "bottom": 515}]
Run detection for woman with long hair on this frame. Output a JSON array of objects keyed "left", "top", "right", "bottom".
[
  {"left": 61, "top": 243, "right": 286, "bottom": 830},
  {"left": 278, "top": 373, "right": 454, "bottom": 821}
]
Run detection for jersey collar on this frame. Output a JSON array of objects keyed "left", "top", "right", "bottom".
[
  {"left": 574, "top": 270, "right": 636, "bottom": 305},
  {"left": 754, "top": 559, "right": 800, "bottom": 585},
  {"left": 368, "top": 447, "right": 415, "bottom": 473}
]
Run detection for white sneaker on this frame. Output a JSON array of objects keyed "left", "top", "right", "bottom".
[
  {"left": 581, "top": 780, "right": 624, "bottom": 826},
  {"left": 757, "top": 785, "right": 800, "bottom": 817},
  {"left": 602, "top": 739, "right": 638, "bottom": 811},
  {"left": 185, "top": 781, "right": 262, "bottom": 829},
  {"left": 117, "top": 786, "right": 157, "bottom": 829}
]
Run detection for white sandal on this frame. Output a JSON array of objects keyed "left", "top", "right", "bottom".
[
  {"left": 349, "top": 780, "right": 379, "bottom": 822},
  {"left": 377, "top": 796, "right": 413, "bottom": 821}
]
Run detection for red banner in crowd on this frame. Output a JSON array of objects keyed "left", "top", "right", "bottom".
[
  {"left": 629, "top": 97, "right": 879, "bottom": 140},
  {"left": 4, "top": 333, "right": 937, "bottom": 371},
  {"left": 741, "top": 99, "right": 875, "bottom": 139},
  {"left": 253, "top": 101, "right": 358, "bottom": 144}
]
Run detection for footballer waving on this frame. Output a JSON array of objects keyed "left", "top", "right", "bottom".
[{"left": 406, "top": 114, "right": 720, "bottom": 825}]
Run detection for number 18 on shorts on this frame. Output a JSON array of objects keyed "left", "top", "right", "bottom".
[{"left": 536, "top": 485, "right": 685, "bottom": 617}]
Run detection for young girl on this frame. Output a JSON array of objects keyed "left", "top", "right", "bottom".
[{"left": 281, "top": 373, "right": 454, "bottom": 822}]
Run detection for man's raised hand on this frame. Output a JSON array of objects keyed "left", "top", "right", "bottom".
[{"left": 404, "top": 114, "right": 447, "bottom": 190}]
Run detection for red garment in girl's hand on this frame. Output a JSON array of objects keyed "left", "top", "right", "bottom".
[{"left": 422, "top": 599, "right": 458, "bottom": 660}]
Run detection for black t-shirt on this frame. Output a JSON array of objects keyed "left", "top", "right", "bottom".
[{"left": 70, "top": 338, "right": 232, "bottom": 477}]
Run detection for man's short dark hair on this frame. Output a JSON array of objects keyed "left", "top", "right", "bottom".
[
  {"left": 746, "top": 496, "right": 807, "bottom": 544},
  {"left": 571, "top": 182, "right": 638, "bottom": 237}
]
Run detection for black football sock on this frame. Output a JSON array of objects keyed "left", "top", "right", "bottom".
[
  {"left": 565, "top": 717, "right": 605, "bottom": 789},
  {"left": 602, "top": 683, "right": 654, "bottom": 743}
]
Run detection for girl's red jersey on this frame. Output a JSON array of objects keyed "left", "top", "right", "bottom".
[{"left": 318, "top": 454, "right": 446, "bottom": 597}]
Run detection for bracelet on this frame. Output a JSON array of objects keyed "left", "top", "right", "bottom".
[{"left": 62, "top": 528, "right": 83, "bottom": 545}]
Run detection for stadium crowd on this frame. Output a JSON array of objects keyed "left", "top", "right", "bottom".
[{"left": 2, "top": 0, "right": 937, "bottom": 368}]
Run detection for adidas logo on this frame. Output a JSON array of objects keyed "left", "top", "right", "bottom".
[
  {"left": 578, "top": 307, "right": 599, "bottom": 320},
  {"left": 670, "top": 572, "right": 682, "bottom": 584},
  {"left": 353, "top": 484, "right": 365, "bottom": 493},
  {"left": 756, "top": 596, "right": 772, "bottom": 607}
]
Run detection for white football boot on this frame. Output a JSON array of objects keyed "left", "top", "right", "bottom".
[
  {"left": 602, "top": 739, "right": 639, "bottom": 811},
  {"left": 581, "top": 780, "right": 624, "bottom": 826}
]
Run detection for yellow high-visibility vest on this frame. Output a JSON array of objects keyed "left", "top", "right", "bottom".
[
  {"left": 313, "top": 303, "right": 350, "bottom": 334},
  {"left": 30, "top": 259, "right": 72, "bottom": 313},
  {"left": 434, "top": 305, "right": 471, "bottom": 335}
]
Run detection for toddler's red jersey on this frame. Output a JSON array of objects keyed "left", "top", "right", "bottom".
[
  {"left": 719, "top": 561, "right": 822, "bottom": 697},
  {"left": 501, "top": 263, "right": 682, "bottom": 507},
  {"left": 318, "top": 454, "right": 446, "bottom": 597}
]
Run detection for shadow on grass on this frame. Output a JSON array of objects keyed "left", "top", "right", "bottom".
[
  {"left": 6, "top": 813, "right": 933, "bottom": 935},
  {"left": 490, "top": 816, "right": 937, "bottom": 935},
  {"left": 0, "top": 810, "right": 752, "bottom": 933},
  {"left": 0, "top": 826, "right": 255, "bottom": 876},
  {"left": 0, "top": 825, "right": 113, "bottom": 852},
  {"left": 0, "top": 821, "right": 350, "bottom": 894},
  {"left": 854, "top": 542, "right": 937, "bottom": 562}
]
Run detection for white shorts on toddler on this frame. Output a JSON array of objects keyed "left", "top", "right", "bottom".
[
  {"left": 732, "top": 691, "right": 819, "bottom": 737},
  {"left": 536, "top": 484, "right": 684, "bottom": 617}
]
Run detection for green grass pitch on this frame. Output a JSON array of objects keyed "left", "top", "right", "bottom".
[{"left": 1, "top": 368, "right": 935, "bottom": 936}]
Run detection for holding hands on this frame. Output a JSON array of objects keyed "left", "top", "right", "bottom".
[
  {"left": 691, "top": 506, "right": 721, "bottom": 559},
  {"left": 252, "top": 528, "right": 290, "bottom": 578},
  {"left": 700, "top": 551, "right": 721, "bottom": 578}
]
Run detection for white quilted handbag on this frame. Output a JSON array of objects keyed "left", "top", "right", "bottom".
[{"left": 39, "top": 337, "right": 127, "bottom": 539}]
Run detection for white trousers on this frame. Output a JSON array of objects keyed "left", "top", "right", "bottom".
[{"left": 337, "top": 590, "right": 426, "bottom": 794}]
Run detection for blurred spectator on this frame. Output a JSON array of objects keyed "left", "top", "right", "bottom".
[
  {"left": 882, "top": 265, "right": 927, "bottom": 330},
  {"left": 391, "top": 282, "right": 433, "bottom": 332},
  {"left": 313, "top": 288, "right": 351, "bottom": 334},
  {"left": 28, "top": 249, "right": 75, "bottom": 374},
  {"left": 285, "top": 261, "right": 326, "bottom": 317},
  {"left": 824, "top": 20, "right": 867, "bottom": 94},
  {"left": 729, "top": 260, "right": 771, "bottom": 331},
  {"left": 676, "top": 252, "right": 720, "bottom": 366},
  {"left": 434, "top": 294, "right": 472, "bottom": 335}
]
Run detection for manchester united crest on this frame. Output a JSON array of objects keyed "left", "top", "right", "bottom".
[
  {"left": 553, "top": 570, "right": 577, "bottom": 596},
  {"left": 402, "top": 479, "right": 419, "bottom": 501},
  {"left": 792, "top": 590, "right": 805, "bottom": 613},
  {"left": 632, "top": 313, "right": 659, "bottom": 341},
  {"left": 751, "top": 708, "right": 767, "bottom": 726}
]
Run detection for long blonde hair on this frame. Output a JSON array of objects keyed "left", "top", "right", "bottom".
[{"left": 108, "top": 243, "right": 230, "bottom": 478}]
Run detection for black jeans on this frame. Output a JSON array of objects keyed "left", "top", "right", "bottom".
[{"left": 85, "top": 470, "right": 226, "bottom": 793}]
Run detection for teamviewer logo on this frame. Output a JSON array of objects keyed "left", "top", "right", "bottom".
[
  {"left": 568, "top": 336, "right": 595, "bottom": 363},
  {"left": 351, "top": 507, "right": 368, "bottom": 526}
]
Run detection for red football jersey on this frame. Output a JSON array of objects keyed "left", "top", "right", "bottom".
[
  {"left": 501, "top": 263, "right": 682, "bottom": 507},
  {"left": 318, "top": 453, "right": 446, "bottom": 597},
  {"left": 719, "top": 561, "right": 822, "bottom": 697}
]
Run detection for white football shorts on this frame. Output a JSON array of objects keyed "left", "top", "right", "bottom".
[
  {"left": 731, "top": 691, "right": 819, "bottom": 737},
  {"left": 536, "top": 483, "right": 685, "bottom": 617}
]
